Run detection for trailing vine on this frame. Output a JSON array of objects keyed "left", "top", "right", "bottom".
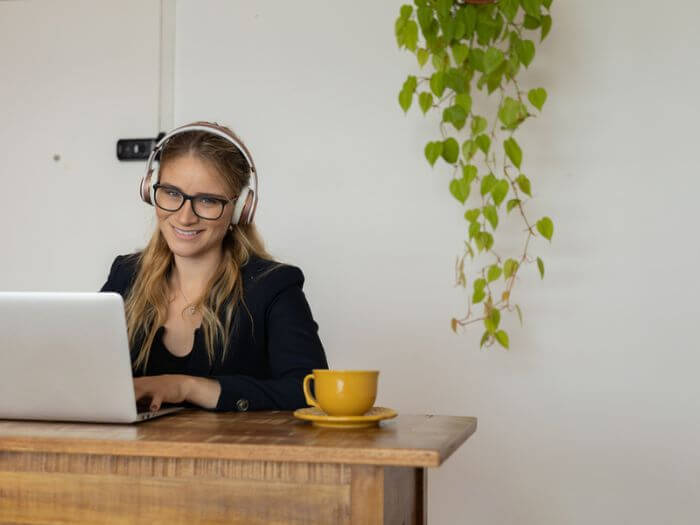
[{"left": 395, "top": 0, "right": 555, "bottom": 349}]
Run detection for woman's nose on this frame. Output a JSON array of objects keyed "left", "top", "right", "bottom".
[{"left": 176, "top": 199, "right": 198, "bottom": 223}]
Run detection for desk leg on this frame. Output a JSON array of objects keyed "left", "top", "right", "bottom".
[{"left": 349, "top": 465, "right": 426, "bottom": 524}]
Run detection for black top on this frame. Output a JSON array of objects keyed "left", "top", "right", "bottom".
[{"left": 99, "top": 253, "right": 328, "bottom": 412}]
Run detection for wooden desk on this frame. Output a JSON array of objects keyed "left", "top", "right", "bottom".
[{"left": 0, "top": 410, "right": 476, "bottom": 524}]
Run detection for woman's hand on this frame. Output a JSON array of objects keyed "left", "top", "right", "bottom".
[{"left": 133, "top": 374, "right": 192, "bottom": 411}]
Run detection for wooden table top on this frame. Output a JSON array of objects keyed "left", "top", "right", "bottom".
[{"left": 0, "top": 410, "right": 477, "bottom": 467}]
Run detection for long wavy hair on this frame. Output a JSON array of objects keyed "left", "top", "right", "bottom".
[{"left": 125, "top": 121, "right": 276, "bottom": 373}]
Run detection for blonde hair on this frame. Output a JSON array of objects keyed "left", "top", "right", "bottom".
[{"left": 125, "top": 121, "right": 275, "bottom": 373}]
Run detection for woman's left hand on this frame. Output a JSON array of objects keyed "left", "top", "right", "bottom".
[{"left": 133, "top": 374, "right": 191, "bottom": 411}]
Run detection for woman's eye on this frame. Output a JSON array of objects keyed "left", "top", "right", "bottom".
[
  {"left": 199, "top": 197, "right": 216, "bottom": 206},
  {"left": 165, "top": 190, "right": 180, "bottom": 198}
]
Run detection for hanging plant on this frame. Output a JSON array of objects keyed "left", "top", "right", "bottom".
[{"left": 395, "top": 0, "right": 555, "bottom": 350}]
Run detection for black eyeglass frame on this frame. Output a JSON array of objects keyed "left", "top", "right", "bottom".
[{"left": 152, "top": 183, "right": 235, "bottom": 221}]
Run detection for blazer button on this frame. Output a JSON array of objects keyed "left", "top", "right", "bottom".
[{"left": 236, "top": 398, "right": 249, "bottom": 412}]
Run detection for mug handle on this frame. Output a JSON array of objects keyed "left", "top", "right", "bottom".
[{"left": 302, "top": 374, "right": 320, "bottom": 408}]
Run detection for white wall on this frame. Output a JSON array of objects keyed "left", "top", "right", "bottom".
[
  {"left": 1, "top": 1, "right": 698, "bottom": 523},
  {"left": 174, "top": 1, "right": 700, "bottom": 523},
  {"left": 0, "top": 0, "right": 161, "bottom": 291}
]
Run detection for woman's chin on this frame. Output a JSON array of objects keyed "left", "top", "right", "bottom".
[{"left": 164, "top": 234, "right": 207, "bottom": 257}]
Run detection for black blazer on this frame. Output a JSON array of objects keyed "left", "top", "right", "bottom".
[{"left": 99, "top": 253, "right": 328, "bottom": 411}]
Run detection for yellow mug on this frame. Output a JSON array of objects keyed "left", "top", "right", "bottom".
[{"left": 302, "top": 369, "right": 379, "bottom": 416}]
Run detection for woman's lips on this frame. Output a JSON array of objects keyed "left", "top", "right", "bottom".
[{"left": 172, "top": 225, "right": 203, "bottom": 240}]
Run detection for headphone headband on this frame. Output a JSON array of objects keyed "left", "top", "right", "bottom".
[{"left": 141, "top": 122, "right": 259, "bottom": 225}]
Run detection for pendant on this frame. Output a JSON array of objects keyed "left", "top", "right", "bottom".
[{"left": 187, "top": 305, "right": 197, "bottom": 315}]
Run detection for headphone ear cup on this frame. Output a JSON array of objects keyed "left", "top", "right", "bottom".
[
  {"left": 140, "top": 171, "right": 154, "bottom": 205},
  {"left": 231, "top": 186, "right": 255, "bottom": 225},
  {"left": 239, "top": 189, "right": 256, "bottom": 225}
]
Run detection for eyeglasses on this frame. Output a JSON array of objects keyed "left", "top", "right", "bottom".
[{"left": 153, "top": 184, "right": 234, "bottom": 220}]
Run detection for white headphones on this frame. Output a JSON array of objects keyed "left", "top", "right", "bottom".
[{"left": 139, "top": 122, "right": 259, "bottom": 225}]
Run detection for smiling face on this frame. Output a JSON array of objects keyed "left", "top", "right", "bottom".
[{"left": 155, "top": 154, "right": 235, "bottom": 260}]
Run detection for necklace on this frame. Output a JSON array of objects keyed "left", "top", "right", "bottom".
[{"left": 175, "top": 278, "right": 198, "bottom": 315}]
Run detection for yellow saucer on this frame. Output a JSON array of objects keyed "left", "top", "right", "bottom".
[{"left": 293, "top": 407, "right": 398, "bottom": 429}]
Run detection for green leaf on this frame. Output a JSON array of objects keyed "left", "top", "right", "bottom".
[
  {"left": 455, "top": 93, "right": 472, "bottom": 113},
  {"left": 462, "top": 5, "right": 477, "bottom": 39},
  {"left": 505, "top": 50, "right": 521, "bottom": 79},
  {"left": 473, "top": 278, "right": 486, "bottom": 303},
  {"left": 464, "top": 208, "right": 480, "bottom": 223},
  {"left": 487, "top": 264, "right": 502, "bottom": 283},
  {"left": 403, "top": 75, "right": 417, "bottom": 93},
  {"left": 424, "top": 141, "right": 443, "bottom": 166},
  {"left": 476, "top": 10, "right": 498, "bottom": 45},
  {"left": 522, "top": 0, "right": 541, "bottom": 19},
  {"left": 517, "top": 39, "right": 535, "bottom": 67},
  {"left": 536, "top": 257, "right": 545, "bottom": 279},
  {"left": 475, "top": 134, "right": 491, "bottom": 154},
  {"left": 445, "top": 68, "right": 468, "bottom": 93},
  {"left": 440, "top": 14, "right": 457, "bottom": 42},
  {"left": 399, "top": 89, "right": 412, "bottom": 112},
  {"left": 468, "top": 220, "right": 480, "bottom": 240},
  {"left": 471, "top": 115, "right": 488, "bottom": 135},
  {"left": 542, "top": 0, "right": 552, "bottom": 8},
  {"left": 417, "top": 48, "right": 430, "bottom": 67},
  {"left": 430, "top": 71, "right": 446, "bottom": 97},
  {"left": 469, "top": 48, "right": 485, "bottom": 72},
  {"left": 403, "top": 20, "right": 419, "bottom": 51},
  {"left": 491, "top": 179, "right": 509, "bottom": 206},
  {"left": 495, "top": 330, "right": 509, "bottom": 349},
  {"left": 541, "top": 14, "right": 552, "bottom": 41},
  {"left": 483, "top": 205, "right": 498, "bottom": 230},
  {"left": 480, "top": 330, "right": 490, "bottom": 348},
  {"left": 503, "top": 258, "right": 519, "bottom": 279},
  {"left": 450, "top": 177, "right": 470, "bottom": 204},
  {"left": 400, "top": 5, "right": 413, "bottom": 20},
  {"left": 417, "top": 6, "right": 434, "bottom": 32},
  {"left": 504, "top": 137, "right": 522, "bottom": 168},
  {"left": 515, "top": 304, "right": 523, "bottom": 326},
  {"left": 480, "top": 173, "right": 497, "bottom": 196},
  {"left": 498, "top": 97, "right": 527, "bottom": 129},
  {"left": 462, "top": 164, "right": 478, "bottom": 184},
  {"left": 491, "top": 308, "right": 501, "bottom": 327},
  {"left": 536, "top": 216, "right": 554, "bottom": 241},
  {"left": 475, "top": 231, "right": 494, "bottom": 251},
  {"left": 523, "top": 14, "right": 540, "bottom": 29},
  {"left": 507, "top": 198, "right": 521, "bottom": 212},
  {"left": 451, "top": 43, "right": 469, "bottom": 65},
  {"left": 436, "top": 0, "right": 453, "bottom": 18},
  {"left": 462, "top": 139, "right": 477, "bottom": 160},
  {"left": 419, "top": 92, "right": 433, "bottom": 114},
  {"left": 450, "top": 166, "right": 473, "bottom": 204},
  {"left": 443, "top": 104, "right": 468, "bottom": 130},
  {"left": 395, "top": 17, "right": 407, "bottom": 48},
  {"left": 528, "top": 88, "right": 547, "bottom": 111},
  {"left": 516, "top": 174, "right": 532, "bottom": 196},
  {"left": 432, "top": 51, "right": 450, "bottom": 72},
  {"left": 484, "top": 308, "right": 500, "bottom": 334},
  {"left": 484, "top": 317, "right": 496, "bottom": 335},
  {"left": 483, "top": 47, "right": 505, "bottom": 74},
  {"left": 499, "top": 0, "right": 519, "bottom": 22},
  {"left": 486, "top": 66, "right": 504, "bottom": 94},
  {"left": 454, "top": 16, "right": 466, "bottom": 40},
  {"left": 442, "top": 137, "right": 460, "bottom": 164},
  {"left": 398, "top": 76, "right": 416, "bottom": 112}
]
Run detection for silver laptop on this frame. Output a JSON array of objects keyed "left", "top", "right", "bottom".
[{"left": 0, "top": 292, "right": 184, "bottom": 423}]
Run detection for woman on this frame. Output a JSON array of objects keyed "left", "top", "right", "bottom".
[{"left": 100, "top": 121, "right": 328, "bottom": 413}]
